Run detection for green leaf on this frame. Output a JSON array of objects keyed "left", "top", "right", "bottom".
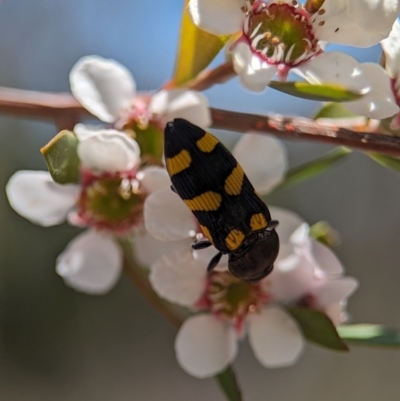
[
  {"left": 288, "top": 307, "right": 349, "bottom": 351},
  {"left": 277, "top": 146, "right": 351, "bottom": 188},
  {"left": 368, "top": 153, "right": 400, "bottom": 173},
  {"left": 216, "top": 367, "right": 243, "bottom": 401},
  {"left": 314, "top": 102, "right": 359, "bottom": 120},
  {"left": 379, "top": 116, "right": 400, "bottom": 136},
  {"left": 338, "top": 324, "right": 400, "bottom": 348},
  {"left": 41, "top": 130, "right": 80, "bottom": 184},
  {"left": 173, "top": 0, "right": 230, "bottom": 86},
  {"left": 309, "top": 221, "right": 340, "bottom": 248},
  {"left": 269, "top": 81, "right": 363, "bottom": 102}
]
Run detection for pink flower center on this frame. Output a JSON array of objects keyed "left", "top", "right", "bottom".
[
  {"left": 198, "top": 271, "right": 268, "bottom": 332},
  {"left": 243, "top": 1, "right": 319, "bottom": 66},
  {"left": 73, "top": 169, "right": 145, "bottom": 234}
]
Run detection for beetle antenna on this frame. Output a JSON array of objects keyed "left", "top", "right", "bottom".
[
  {"left": 266, "top": 220, "right": 279, "bottom": 231},
  {"left": 192, "top": 240, "right": 212, "bottom": 250},
  {"left": 207, "top": 252, "right": 223, "bottom": 272}
]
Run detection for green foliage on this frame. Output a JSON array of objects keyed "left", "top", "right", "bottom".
[
  {"left": 41, "top": 130, "right": 80, "bottom": 184},
  {"left": 338, "top": 325, "right": 400, "bottom": 348},
  {"left": 309, "top": 221, "right": 340, "bottom": 248},
  {"left": 173, "top": 0, "right": 229, "bottom": 86},
  {"left": 288, "top": 307, "right": 349, "bottom": 351},
  {"left": 269, "top": 81, "right": 363, "bottom": 102},
  {"left": 368, "top": 153, "right": 400, "bottom": 173},
  {"left": 277, "top": 146, "right": 352, "bottom": 188},
  {"left": 216, "top": 367, "right": 243, "bottom": 401},
  {"left": 314, "top": 102, "right": 358, "bottom": 120}
]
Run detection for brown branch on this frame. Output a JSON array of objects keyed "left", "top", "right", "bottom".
[
  {"left": 1, "top": 86, "right": 400, "bottom": 156},
  {"left": 188, "top": 61, "right": 235, "bottom": 91}
]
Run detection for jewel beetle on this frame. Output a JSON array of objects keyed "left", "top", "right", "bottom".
[{"left": 164, "top": 118, "right": 279, "bottom": 282}]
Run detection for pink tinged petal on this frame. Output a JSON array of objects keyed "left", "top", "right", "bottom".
[
  {"left": 70, "top": 56, "right": 136, "bottom": 123},
  {"left": 149, "top": 89, "right": 211, "bottom": 129},
  {"left": 150, "top": 249, "right": 207, "bottom": 307},
  {"left": 314, "top": 277, "right": 359, "bottom": 308},
  {"left": 133, "top": 230, "right": 192, "bottom": 267},
  {"left": 56, "top": 230, "right": 122, "bottom": 295},
  {"left": 268, "top": 206, "right": 306, "bottom": 244},
  {"left": 289, "top": 223, "right": 310, "bottom": 247},
  {"left": 294, "top": 52, "right": 369, "bottom": 94},
  {"left": 265, "top": 246, "right": 315, "bottom": 303},
  {"left": 345, "top": 63, "right": 399, "bottom": 119},
  {"left": 232, "top": 43, "right": 277, "bottom": 92},
  {"left": 136, "top": 166, "right": 171, "bottom": 194},
  {"left": 6, "top": 170, "right": 79, "bottom": 227},
  {"left": 188, "top": 0, "right": 245, "bottom": 35},
  {"left": 248, "top": 306, "right": 304, "bottom": 368},
  {"left": 73, "top": 123, "right": 106, "bottom": 141},
  {"left": 144, "top": 188, "right": 198, "bottom": 241},
  {"left": 381, "top": 20, "right": 400, "bottom": 78},
  {"left": 310, "top": 239, "right": 344, "bottom": 276},
  {"left": 174, "top": 314, "right": 238, "bottom": 378},
  {"left": 78, "top": 129, "right": 140, "bottom": 173},
  {"left": 325, "top": 303, "right": 346, "bottom": 326},
  {"left": 233, "top": 134, "right": 287, "bottom": 194}
]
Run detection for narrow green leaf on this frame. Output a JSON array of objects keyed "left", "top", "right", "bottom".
[
  {"left": 277, "top": 146, "right": 351, "bottom": 188},
  {"left": 173, "top": 0, "right": 229, "bottom": 86},
  {"left": 338, "top": 324, "right": 400, "bottom": 348},
  {"left": 368, "top": 153, "right": 400, "bottom": 173},
  {"left": 309, "top": 221, "right": 340, "bottom": 248},
  {"left": 314, "top": 102, "right": 358, "bottom": 120},
  {"left": 269, "top": 81, "right": 362, "bottom": 102},
  {"left": 41, "top": 130, "right": 80, "bottom": 184},
  {"left": 288, "top": 307, "right": 349, "bottom": 351},
  {"left": 216, "top": 367, "right": 242, "bottom": 401}
]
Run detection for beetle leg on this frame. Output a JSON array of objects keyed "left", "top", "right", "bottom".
[
  {"left": 170, "top": 185, "right": 177, "bottom": 194},
  {"left": 192, "top": 240, "right": 212, "bottom": 250},
  {"left": 207, "top": 252, "right": 223, "bottom": 272},
  {"left": 267, "top": 220, "right": 279, "bottom": 231}
]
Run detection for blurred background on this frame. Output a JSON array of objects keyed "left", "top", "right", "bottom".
[{"left": 1, "top": 1, "right": 400, "bottom": 400}]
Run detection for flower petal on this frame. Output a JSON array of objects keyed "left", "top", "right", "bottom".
[
  {"left": 78, "top": 129, "right": 140, "bottom": 173},
  {"left": 265, "top": 246, "right": 315, "bottom": 303},
  {"left": 136, "top": 166, "right": 171, "bottom": 194},
  {"left": 268, "top": 206, "right": 306, "bottom": 244},
  {"left": 233, "top": 134, "right": 287, "bottom": 194},
  {"left": 248, "top": 306, "right": 304, "bottom": 368},
  {"left": 149, "top": 89, "right": 211, "bottom": 129},
  {"left": 310, "top": 239, "right": 344, "bottom": 276},
  {"left": 175, "top": 314, "right": 238, "bottom": 378},
  {"left": 150, "top": 249, "right": 206, "bottom": 307},
  {"left": 6, "top": 170, "right": 79, "bottom": 227},
  {"left": 70, "top": 56, "right": 136, "bottom": 123},
  {"left": 312, "top": 0, "right": 399, "bottom": 47},
  {"left": 345, "top": 63, "right": 399, "bottom": 119},
  {"left": 314, "top": 277, "right": 359, "bottom": 308},
  {"left": 193, "top": 245, "right": 229, "bottom": 270},
  {"left": 294, "top": 52, "right": 369, "bottom": 94},
  {"left": 381, "top": 19, "right": 400, "bottom": 78},
  {"left": 188, "top": 0, "right": 245, "bottom": 35},
  {"left": 134, "top": 230, "right": 192, "bottom": 267},
  {"left": 74, "top": 123, "right": 106, "bottom": 141},
  {"left": 144, "top": 188, "right": 198, "bottom": 241},
  {"left": 232, "top": 42, "right": 277, "bottom": 92},
  {"left": 56, "top": 230, "right": 122, "bottom": 295}
]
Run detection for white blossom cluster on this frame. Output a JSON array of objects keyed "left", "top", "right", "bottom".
[{"left": 5, "top": 0, "right": 400, "bottom": 380}]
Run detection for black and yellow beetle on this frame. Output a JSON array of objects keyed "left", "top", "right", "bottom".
[{"left": 164, "top": 118, "right": 279, "bottom": 282}]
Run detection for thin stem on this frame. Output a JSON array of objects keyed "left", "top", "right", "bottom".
[
  {"left": 216, "top": 367, "right": 243, "bottom": 401},
  {"left": 188, "top": 61, "right": 235, "bottom": 91},
  {"left": 0, "top": 86, "right": 399, "bottom": 156}
]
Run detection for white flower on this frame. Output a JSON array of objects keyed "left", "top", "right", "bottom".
[
  {"left": 148, "top": 207, "right": 358, "bottom": 377},
  {"left": 188, "top": 0, "right": 399, "bottom": 119},
  {"left": 6, "top": 129, "right": 171, "bottom": 294},
  {"left": 70, "top": 55, "right": 211, "bottom": 129}
]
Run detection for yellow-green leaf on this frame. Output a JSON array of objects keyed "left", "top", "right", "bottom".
[
  {"left": 314, "top": 102, "right": 359, "bottom": 120},
  {"left": 173, "top": 0, "right": 230, "bottom": 86},
  {"left": 369, "top": 153, "right": 400, "bottom": 172},
  {"left": 269, "top": 81, "right": 363, "bottom": 102},
  {"left": 41, "top": 130, "right": 80, "bottom": 184},
  {"left": 338, "top": 324, "right": 400, "bottom": 348}
]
